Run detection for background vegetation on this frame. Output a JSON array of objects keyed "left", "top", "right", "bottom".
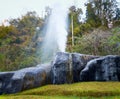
[
  {"left": 67, "top": 0, "right": 120, "bottom": 54},
  {"left": 0, "top": 11, "right": 44, "bottom": 71},
  {"left": 0, "top": 0, "right": 120, "bottom": 71}
]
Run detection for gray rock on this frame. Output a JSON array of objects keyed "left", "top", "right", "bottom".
[
  {"left": 80, "top": 55, "right": 120, "bottom": 81},
  {"left": 72, "top": 53, "right": 99, "bottom": 82},
  {"left": 51, "top": 52, "right": 73, "bottom": 84},
  {"left": 37, "top": 63, "right": 52, "bottom": 84},
  {"left": 0, "top": 64, "right": 51, "bottom": 94},
  {"left": 20, "top": 67, "right": 47, "bottom": 90},
  {"left": 51, "top": 52, "right": 99, "bottom": 84},
  {"left": 0, "top": 72, "right": 14, "bottom": 94}
]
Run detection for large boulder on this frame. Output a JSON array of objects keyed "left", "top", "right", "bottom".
[
  {"left": 51, "top": 52, "right": 73, "bottom": 84},
  {"left": 36, "top": 63, "right": 52, "bottom": 84},
  {"left": 72, "top": 53, "right": 99, "bottom": 82},
  {"left": 0, "top": 63, "right": 52, "bottom": 94},
  {"left": 17, "top": 67, "right": 47, "bottom": 91},
  {"left": 0, "top": 72, "right": 14, "bottom": 94},
  {"left": 80, "top": 55, "right": 120, "bottom": 81},
  {"left": 51, "top": 52, "right": 99, "bottom": 84}
]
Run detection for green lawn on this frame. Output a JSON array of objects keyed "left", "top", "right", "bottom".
[
  {"left": 0, "top": 95, "right": 80, "bottom": 99},
  {"left": 1, "top": 82, "right": 120, "bottom": 99},
  {"left": 1, "top": 95, "right": 120, "bottom": 99}
]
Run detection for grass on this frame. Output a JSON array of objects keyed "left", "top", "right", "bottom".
[
  {"left": 0, "top": 95, "right": 79, "bottom": 99},
  {"left": 20, "top": 82, "right": 120, "bottom": 97},
  {"left": 1, "top": 95, "right": 120, "bottom": 99},
  {"left": 1, "top": 82, "right": 120, "bottom": 99}
]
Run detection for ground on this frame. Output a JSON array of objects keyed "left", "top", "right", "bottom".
[{"left": 1, "top": 82, "right": 120, "bottom": 99}]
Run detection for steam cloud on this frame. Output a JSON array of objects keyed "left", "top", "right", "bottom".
[{"left": 41, "top": 3, "right": 69, "bottom": 63}]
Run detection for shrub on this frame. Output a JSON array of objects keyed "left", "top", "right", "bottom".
[{"left": 70, "top": 27, "right": 120, "bottom": 56}]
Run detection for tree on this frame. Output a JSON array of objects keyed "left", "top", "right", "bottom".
[
  {"left": 86, "top": 2, "right": 101, "bottom": 27},
  {"left": 115, "top": 8, "right": 120, "bottom": 20},
  {"left": 86, "top": 0, "right": 118, "bottom": 27},
  {"left": 0, "top": 25, "right": 16, "bottom": 39},
  {"left": 69, "top": 6, "right": 83, "bottom": 28},
  {"left": 69, "top": 6, "right": 83, "bottom": 46},
  {"left": 9, "top": 11, "right": 43, "bottom": 36}
]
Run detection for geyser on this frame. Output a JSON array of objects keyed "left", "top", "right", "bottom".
[{"left": 41, "top": 3, "right": 69, "bottom": 63}]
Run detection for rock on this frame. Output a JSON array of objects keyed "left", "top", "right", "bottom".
[
  {"left": 37, "top": 63, "right": 52, "bottom": 84},
  {"left": 21, "top": 67, "right": 47, "bottom": 90},
  {"left": 10, "top": 74, "right": 23, "bottom": 93},
  {"left": 80, "top": 55, "right": 120, "bottom": 81},
  {"left": 0, "top": 63, "right": 52, "bottom": 94},
  {"left": 10, "top": 67, "right": 47, "bottom": 92},
  {"left": 0, "top": 72, "right": 14, "bottom": 94},
  {"left": 51, "top": 52, "right": 73, "bottom": 84},
  {"left": 51, "top": 52, "right": 99, "bottom": 84},
  {"left": 72, "top": 53, "right": 99, "bottom": 82}
]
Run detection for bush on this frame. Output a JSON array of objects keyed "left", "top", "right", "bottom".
[
  {"left": 70, "top": 27, "right": 120, "bottom": 56},
  {"left": 74, "top": 23, "right": 92, "bottom": 36}
]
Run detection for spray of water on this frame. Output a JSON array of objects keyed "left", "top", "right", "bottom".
[{"left": 41, "top": 3, "right": 69, "bottom": 63}]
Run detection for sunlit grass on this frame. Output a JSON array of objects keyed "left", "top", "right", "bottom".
[
  {"left": 0, "top": 95, "right": 79, "bottom": 99},
  {"left": 20, "top": 82, "right": 120, "bottom": 97},
  {"left": 1, "top": 82, "right": 120, "bottom": 99},
  {"left": 1, "top": 95, "right": 120, "bottom": 99}
]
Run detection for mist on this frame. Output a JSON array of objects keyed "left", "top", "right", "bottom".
[{"left": 40, "top": 3, "right": 69, "bottom": 63}]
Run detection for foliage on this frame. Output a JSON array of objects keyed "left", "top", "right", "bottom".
[
  {"left": 0, "top": 25, "right": 17, "bottom": 39},
  {"left": 68, "top": 0, "right": 119, "bottom": 51},
  {"left": 74, "top": 23, "right": 92, "bottom": 36},
  {"left": 68, "top": 27, "right": 120, "bottom": 55},
  {"left": 0, "top": 45, "right": 38, "bottom": 71},
  {"left": 0, "top": 2, "right": 120, "bottom": 71},
  {"left": 85, "top": 0, "right": 118, "bottom": 27},
  {"left": 86, "top": 2, "right": 101, "bottom": 27},
  {"left": 0, "top": 11, "right": 43, "bottom": 71},
  {"left": 107, "top": 27, "right": 120, "bottom": 55},
  {"left": 114, "top": 8, "right": 120, "bottom": 21},
  {"left": 69, "top": 6, "right": 83, "bottom": 28},
  {"left": 68, "top": 6, "right": 83, "bottom": 36}
]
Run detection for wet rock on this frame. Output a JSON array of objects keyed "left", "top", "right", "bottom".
[
  {"left": 72, "top": 53, "right": 99, "bottom": 82},
  {"left": 51, "top": 52, "right": 99, "bottom": 84},
  {"left": 0, "top": 72, "right": 14, "bottom": 94},
  {"left": 37, "top": 63, "right": 52, "bottom": 84},
  {"left": 0, "top": 64, "right": 51, "bottom": 94},
  {"left": 51, "top": 52, "right": 73, "bottom": 84},
  {"left": 21, "top": 67, "right": 47, "bottom": 90},
  {"left": 80, "top": 55, "right": 120, "bottom": 81}
]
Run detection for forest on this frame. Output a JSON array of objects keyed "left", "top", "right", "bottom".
[{"left": 0, "top": 0, "right": 120, "bottom": 71}]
